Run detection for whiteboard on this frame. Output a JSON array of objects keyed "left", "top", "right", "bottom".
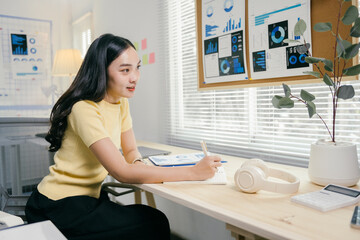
[{"left": 0, "top": 15, "right": 52, "bottom": 118}]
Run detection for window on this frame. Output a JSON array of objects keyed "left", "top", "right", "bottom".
[
  {"left": 72, "top": 12, "right": 94, "bottom": 58},
  {"left": 163, "top": 0, "right": 360, "bottom": 167}
]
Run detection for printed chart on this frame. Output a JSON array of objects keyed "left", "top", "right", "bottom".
[
  {"left": 248, "top": 0, "right": 312, "bottom": 79},
  {"left": 202, "top": 0, "right": 248, "bottom": 84}
]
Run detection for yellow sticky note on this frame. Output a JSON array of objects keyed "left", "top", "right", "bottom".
[
  {"left": 134, "top": 42, "right": 139, "bottom": 51},
  {"left": 142, "top": 54, "right": 148, "bottom": 65}
]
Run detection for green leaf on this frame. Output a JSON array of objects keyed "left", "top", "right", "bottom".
[
  {"left": 337, "top": 39, "right": 352, "bottom": 57},
  {"left": 336, "top": 38, "right": 346, "bottom": 56},
  {"left": 272, "top": 96, "right": 294, "bottom": 109},
  {"left": 342, "top": 5, "right": 359, "bottom": 25},
  {"left": 313, "top": 22, "right": 332, "bottom": 32},
  {"left": 283, "top": 39, "right": 301, "bottom": 44},
  {"left": 323, "top": 73, "right": 334, "bottom": 87},
  {"left": 322, "top": 59, "right": 333, "bottom": 72},
  {"left": 344, "top": 43, "right": 360, "bottom": 59},
  {"left": 300, "top": 90, "right": 315, "bottom": 101},
  {"left": 350, "top": 18, "right": 360, "bottom": 37},
  {"left": 278, "top": 97, "right": 295, "bottom": 108},
  {"left": 303, "top": 71, "right": 321, "bottom": 78},
  {"left": 305, "top": 56, "right": 323, "bottom": 63},
  {"left": 294, "top": 19, "right": 307, "bottom": 36},
  {"left": 296, "top": 43, "right": 311, "bottom": 54},
  {"left": 306, "top": 101, "right": 316, "bottom": 118},
  {"left": 282, "top": 84, "right": 291, "bottom": 97},
  {"left": 344, "top": 63, "right": 360, "bottom": 75},
  {"left": 337, "top": 85, "right": 355, "bottom": 99},
  {"left": 271, "top": 95, "right": 283, "bottom": 108}
]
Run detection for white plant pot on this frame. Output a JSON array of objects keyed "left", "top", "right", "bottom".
[{"left": 308, "top": 139, "right": 360, "bottom": 187}]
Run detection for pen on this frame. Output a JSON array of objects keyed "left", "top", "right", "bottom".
[
  {"left": 200, "top": 140, "right": 227, "bottom": 164},
  {"left": 201, "top": 140, "right": 208, "bottom": 156}
]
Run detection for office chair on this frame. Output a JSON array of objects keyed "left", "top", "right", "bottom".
[
  {"left": 101, "top": 181, "right": 156, "bottom": 208},
  {"left": 0, "top": 184, "right": 29, "bottom": 222}
]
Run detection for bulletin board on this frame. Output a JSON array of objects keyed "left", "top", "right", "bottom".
[
  {"left": 0, "top": 15, "right": 53, "bottom": 117},
  {"left": 196, "top": 0, "right": 359, "bottom": 89}
]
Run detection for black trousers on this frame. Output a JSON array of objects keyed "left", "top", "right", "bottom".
[{"left": 25, "top": 189, "right": 170, "bottom": 240}]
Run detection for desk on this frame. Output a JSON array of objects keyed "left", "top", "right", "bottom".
[{"left": 134, "top": 140, "right": 360, "bottom": 240}]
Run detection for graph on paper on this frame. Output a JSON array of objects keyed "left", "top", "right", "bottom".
[
  {"left": 248, "top": 0, "right": 312, "bottom": 80},
  {"left": 201, "top": 0, "right": 248, "bottom": 84}
]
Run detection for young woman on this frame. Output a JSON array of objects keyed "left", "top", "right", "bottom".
[{"left": 25, "top": 33, "right": 222, "bottom": 240}]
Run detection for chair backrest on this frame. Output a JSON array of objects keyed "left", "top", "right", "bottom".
[
  {"left": 0, "top": 184, "right": 29, "bottom": 222},
  {"left": 0, "top": 184, "right": 9, "bottom": 211}
]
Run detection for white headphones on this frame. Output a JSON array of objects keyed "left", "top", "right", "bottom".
[{"left": 234, "top": 159, "right": 300, "bottom": 194}]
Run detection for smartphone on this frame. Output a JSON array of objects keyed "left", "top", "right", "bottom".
[{"left": 351, "top": 206, "right": 360, "bottom": 229}]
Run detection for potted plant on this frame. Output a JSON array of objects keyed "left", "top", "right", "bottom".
[{"left": 272, "top": 0, "right": 360, "bottom": 186}]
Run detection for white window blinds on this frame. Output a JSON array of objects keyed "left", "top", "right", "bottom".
[{"left": 163, "top": 0, "right": 360, "bottom": 167}]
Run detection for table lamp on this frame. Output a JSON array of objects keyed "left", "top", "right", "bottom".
[{"left": 52, "top": 49, "right": 82, "bottom": 82}]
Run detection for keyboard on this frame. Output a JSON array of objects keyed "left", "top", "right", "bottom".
[{"left": 163, "top": 167, "right": 227, "bottom": 185}]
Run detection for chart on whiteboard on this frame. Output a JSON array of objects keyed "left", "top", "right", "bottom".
[
  {"left": 0, "top": 15, "right": 52, "bottom": 117},
  {"left": 202, "top": 0, "right": 248, "bottom": 84},
  {"left": 248, "top": 0, "right": 312, "bottom": 80}
]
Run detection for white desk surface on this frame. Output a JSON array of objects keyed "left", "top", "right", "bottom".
[
  {"left": 0, "top": 220, "right": 66, "bottom": 240},
  {"left": 135, "top": 140, "right": 360, "bottom": 240}
]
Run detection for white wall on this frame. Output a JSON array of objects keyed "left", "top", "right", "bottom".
[
  {"left": 93, "top": 0, "right": 167, "bottom": 144},
  {"left": 0, "top": 0, "right": 72, "bottom": 49}
]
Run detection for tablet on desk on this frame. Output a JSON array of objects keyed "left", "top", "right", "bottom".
[{"left": 137, "top": 146, "right": 171, "bottom": 158}]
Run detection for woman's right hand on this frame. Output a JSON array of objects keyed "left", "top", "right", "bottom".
[{"left": 191, "top": 155, "right": 222, "bottom": 180}]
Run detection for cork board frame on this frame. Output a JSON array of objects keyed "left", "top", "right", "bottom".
[{"left": 196, "top": 0, "right": 359, "bottom": 90}]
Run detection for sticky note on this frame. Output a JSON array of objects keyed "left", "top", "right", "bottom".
[
  {"left": 134, "top": 42, "right": 139, "bottom": 51},
  {"left": 141, "top": 38, "right": 147, "bottom": 50},
  {"left": 149, "top": 52, "right": 155, "bottom": 64},
  {"left": 142, "top": 54, "right": 148, "bottom": 65}
]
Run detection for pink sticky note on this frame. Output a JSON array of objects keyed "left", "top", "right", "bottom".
[
  {"left": 149, "top": 52, "right": 155, "bottom": 64},
  {"left": 141, "top": 38, "right": 147, "bottom": 50}
]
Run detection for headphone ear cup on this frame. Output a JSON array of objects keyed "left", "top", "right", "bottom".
[
  {"left": 234, "top": 166, "right": 266, "bottom": 193},
  {"left": 241, "top": 159, "right": 269, "bottom": 178}
]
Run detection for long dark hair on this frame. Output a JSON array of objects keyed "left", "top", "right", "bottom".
[{"left": 46, "top": 34, "right": 135, "bottom": 152}]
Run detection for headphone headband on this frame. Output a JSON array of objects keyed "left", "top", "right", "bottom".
[
  {"left": 262, "top": 168, "right": 300, "bottom": 194},
  {"left": 234, "top": 159, "right": 300, "bottom": 194}
]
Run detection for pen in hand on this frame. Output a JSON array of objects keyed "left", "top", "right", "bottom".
[
  {"left": 201, "top": 140, "right": 209, "bottom": 156},
  {"left": 200, "top": 141, "right": 227, "bottom": 164}
]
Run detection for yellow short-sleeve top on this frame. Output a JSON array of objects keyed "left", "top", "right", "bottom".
[{"left": 38, "top": 98, "right": 132, "bottom": 200}]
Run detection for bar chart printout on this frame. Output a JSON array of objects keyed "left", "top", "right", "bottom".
[
  {"left": 11, "top": 34, "right": 28, "bottom": 55},
  {"left": 202, "top": 0, "right": 248, "bottom": 84}
]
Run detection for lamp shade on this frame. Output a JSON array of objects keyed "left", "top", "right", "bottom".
[{"left": 52, "top": 49, "right": 83, "bottom": 76}]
